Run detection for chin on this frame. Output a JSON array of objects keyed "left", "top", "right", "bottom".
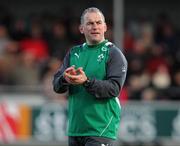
[{"left": 90, "top": 39, "right": 102, "bottom": 44}]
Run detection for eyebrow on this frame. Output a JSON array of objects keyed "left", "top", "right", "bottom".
[{"left": 86, "top": 20, "right": 103, "bottom": 23}]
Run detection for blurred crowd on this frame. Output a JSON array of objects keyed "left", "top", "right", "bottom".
[
  {"left": 0, "top": 8, "right": 180, "bottom": 101},
  {"left": 122, "top": 14, "right": 180, "bottom": 102}
]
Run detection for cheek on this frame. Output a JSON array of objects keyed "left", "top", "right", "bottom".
[
  {"left": 84, "top": 29, "right": 91, "bottom": 35},
  {"left": 86, "top": 27, "right": 92, "bottom": 32}
]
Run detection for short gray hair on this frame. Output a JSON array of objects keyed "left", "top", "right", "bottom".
[{"left": 80, "top": 7, "right": 105, "bottom": 24}]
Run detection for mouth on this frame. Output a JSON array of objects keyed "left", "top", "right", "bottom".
[
  {"left": 91, "top": 33, "right": 100, "bottom": 37},
  {"left": 91, "top": 32, "right": 100, "bottom": 36}
]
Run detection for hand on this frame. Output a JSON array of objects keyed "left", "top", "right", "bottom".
[
  {"left": 63, "top": 65, "right": 77, "bottom": 83},
  {"left": 64, "top": 67, "right": 87, "bottom": 85},
  {"left": 64, "top": 65, "right": 77, "bottom": 75}
]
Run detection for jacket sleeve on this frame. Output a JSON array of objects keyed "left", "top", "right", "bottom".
[
  {"left": 53, "top": 51, "right": 70, "bottom": 93},
  {"left": 84, "top": 46, "right": 128, "bottom": 99}
]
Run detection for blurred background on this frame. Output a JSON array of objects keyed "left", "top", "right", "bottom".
[{"left": 0, "top": 0, "right": 180, "bottom": 146}]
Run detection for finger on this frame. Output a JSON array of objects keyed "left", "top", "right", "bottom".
[
  {"left": 64, "top": 72, "right": 72, "bottom": 78},
  {"left": 64, "top": 72, "right": 71, "bottom": 78},
  {"left": 64, "top": 76, "right": 71, "bottom": 83},
  {"left": 64, "top": 73, "right": 76, "bottom": 83},
  {"left": 76, "top": 67, "right": 84, "bottom": 74},
  {"left": 71, "top": 69, "right": 77, "bottom": 75},
  {"left": 65, "top": 72, "right": 79, "bottom": 79},
  {"left": 65, "top": 65, "right": 76, "bottom": 72}
]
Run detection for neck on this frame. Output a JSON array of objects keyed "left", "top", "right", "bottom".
[{"left": 86, "top": 38, "right": 105, "bottom": 46}]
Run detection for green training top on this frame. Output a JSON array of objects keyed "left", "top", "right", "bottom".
[{"left": 53, "top": 40, "right": 128, "bottom": 140}]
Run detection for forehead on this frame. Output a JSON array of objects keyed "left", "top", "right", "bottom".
[{"left": 83, "top": 12, "right": 104, "bottom": 23}]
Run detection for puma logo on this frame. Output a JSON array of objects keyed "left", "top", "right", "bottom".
[{"left": 74, "top": 53, "right": 79, "bottom": 58}]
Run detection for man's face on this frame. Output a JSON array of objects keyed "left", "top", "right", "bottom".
[{"left": 80, "top": 12, "right": 107, "bottom": 45}]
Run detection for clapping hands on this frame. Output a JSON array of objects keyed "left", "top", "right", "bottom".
[{"left": 63, "top": 65, "right": 87, "bottom": 85}]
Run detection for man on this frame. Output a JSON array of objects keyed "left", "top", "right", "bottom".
[{"left": 53, "top": 7, "right": 127, "bottom": 146}]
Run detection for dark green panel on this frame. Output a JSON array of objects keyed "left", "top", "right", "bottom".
[{"left": 156, "top": 110, "right": 178, "bottom": 136}]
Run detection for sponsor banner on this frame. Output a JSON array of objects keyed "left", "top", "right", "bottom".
[
  {"left": 31, "top": 102, "right": 180, "bottom": 143},
  {"left": 1, "top": 100, "right": 180, "bottom": 143}
]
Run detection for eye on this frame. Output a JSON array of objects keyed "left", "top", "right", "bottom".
[
  {"left": 87, "top": 22, "right": 93, "bottom": 25},
  {"left": 97, "top": 21, "right": 102, "bottom": 25}
]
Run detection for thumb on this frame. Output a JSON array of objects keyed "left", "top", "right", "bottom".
[{"left": 76, "top": 67, "right": 84, "bottom": 74}]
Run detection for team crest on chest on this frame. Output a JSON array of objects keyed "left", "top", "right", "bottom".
[{"left": 97, "top": 54, "right": 104, "bottom": 62}]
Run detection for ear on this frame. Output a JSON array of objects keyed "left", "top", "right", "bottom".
[
  {"left": 79, "top": 25, "right": 84, "bottom": 34},
  {"left": 104, "top": 23, "right": 107, "bottom": 33}
]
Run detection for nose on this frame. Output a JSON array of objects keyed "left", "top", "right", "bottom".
[{"left": 92, "top": 23, "right": 98, "bottom": 29}]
